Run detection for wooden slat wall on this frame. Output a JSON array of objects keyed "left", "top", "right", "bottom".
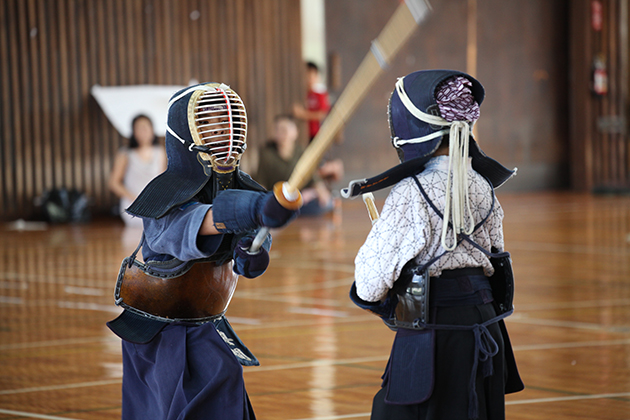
[
  {"left": 325, "top": 0, "right": 571, "bottom": 191},
  {"left": 570, "top": 0, "right": 630, "bottom": 191},
  {"left": 0, "top": 0, "right": 304, "bottom": 221}
]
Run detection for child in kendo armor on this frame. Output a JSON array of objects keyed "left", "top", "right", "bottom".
[
  {"left": 344, "top": 70, "right": 524, "bottom": 420},
  {"left": 107, "top": 83, "right": 301, "bottom": 420}
]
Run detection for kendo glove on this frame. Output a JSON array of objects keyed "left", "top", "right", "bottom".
[
  {"left": 233, "top": 235, "right": 270, "bottom": 278},
  {"left": 349, "top": 282, "right": 397, "bottom": 322},
  {"left": 212, "top": 189, "right": 299, "bottom": 234}
]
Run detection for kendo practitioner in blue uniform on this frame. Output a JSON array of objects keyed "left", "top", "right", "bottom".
[
  {"left": 107, "top": 83, "right": 302, "bottom": 420},
  {"left": 343, "top": 70, "right": 524, "bottom": 420}
]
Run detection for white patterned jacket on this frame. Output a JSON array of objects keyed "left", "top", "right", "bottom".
[{"left": 354, "top": 155, "right": 505, "bottom": 302}]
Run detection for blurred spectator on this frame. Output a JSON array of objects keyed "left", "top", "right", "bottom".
[
  {"left": 256, "top": 115, "right": 333, "bottom": 216},
  {"left": 293, "top": 61, "right": 345, "bottom": 186},
  {"left": 293, "top": 61, "right": 330, "bottom": 142},
  {"left": 108, "top": 114, "right": 167, "bottom": 227}
]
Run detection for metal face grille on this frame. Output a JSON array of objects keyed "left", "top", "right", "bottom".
[{"left": 194, "top": 87, "right": 247, "bottom": 167}]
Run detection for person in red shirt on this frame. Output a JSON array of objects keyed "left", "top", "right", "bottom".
[
  {"left": 293, "top": 61, "right": 330, "bottom": 141},
  {"left": 293, "top": 62, "right": 344, "bottom": 185}
]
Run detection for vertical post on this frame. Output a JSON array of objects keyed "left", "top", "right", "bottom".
[
  {"left": 620, "top": 0, "right": 629, "bottom": 183},
  {"left": 569, "top": 0, "right": 594, "bottom": 191}
]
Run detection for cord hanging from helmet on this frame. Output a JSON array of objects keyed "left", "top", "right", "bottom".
[
  {"left": 441, "top": 120, "right": 474, "bottom": 251},
  {"left": 393, "top": 76, "right": 475, "bottom": 251}
]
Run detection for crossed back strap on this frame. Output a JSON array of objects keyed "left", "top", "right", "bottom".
[
  {"left": 410, "top": 173, "right": 508, "bottom": 273},
  {"left": 411, "top": 173, "right": 515, "bottom": 315}
]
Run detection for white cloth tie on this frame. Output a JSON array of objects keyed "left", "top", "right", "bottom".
[{"left": 393, "top": 77, "right": 474, "bottom": 251}]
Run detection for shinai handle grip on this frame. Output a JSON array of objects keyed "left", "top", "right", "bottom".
[
  {"left": 250, "top": 227, "right": 270, "bottom": 253},
  {"left": 250, "top": 182, "right": 302, "bottom": 252},
  {"left": 362, "top": 193, "right": 380, "bottom": 224}
]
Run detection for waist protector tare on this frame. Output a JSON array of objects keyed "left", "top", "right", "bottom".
[
  {"left": 114, "top": 257, "right": 238, "bottom": 323},
  {"left": 389, "top": 267, "right": 431, "bottom": 330},
  {"left": 488, "top": 248, "right": 514, "bottom": 315},
  {"left": 383, "top": 267, "right": 430, "bottom": 331}
]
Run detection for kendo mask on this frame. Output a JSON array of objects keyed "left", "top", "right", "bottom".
[
  {"left": 127, "top": 83, "right": 252, "bottom": 219},
  {"left": 342, "top": 70, "right": 516, "bottom": 248},
  {"left": 388, "top": 69, "right": 484, "bottom": 163},
  {"left": 167, "top": 83, "right": 247, "bottom": 174},
  {"left": 390, "top": 71, "right": 486, "bottom": 250}
]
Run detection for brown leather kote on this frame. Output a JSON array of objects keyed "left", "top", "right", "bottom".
[{"left": 116, "top": 259, "right": 238, "bottom": 322}]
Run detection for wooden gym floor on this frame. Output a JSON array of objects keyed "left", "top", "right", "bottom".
[{"left": 1, "top": 191, "right": 630, "bottom": 419}]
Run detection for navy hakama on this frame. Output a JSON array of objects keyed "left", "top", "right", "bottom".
[{"left": 121, "top": 321, "right": 255, "bottom": 420}]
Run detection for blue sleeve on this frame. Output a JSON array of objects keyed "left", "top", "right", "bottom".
[{"left": 142, "top": 202, "right": 225, "bottom": 261}]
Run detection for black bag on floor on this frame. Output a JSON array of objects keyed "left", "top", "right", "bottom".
[{"left": 39, "top": 188, "right": 91, "bottom": 223}]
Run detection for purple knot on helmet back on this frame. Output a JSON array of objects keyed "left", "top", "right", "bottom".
[
  {"left": 436, "top": 76, "right": 480, "bottom": 122},
  {"left": 387, "top": 70, "right": 485, "bottom": 163}
]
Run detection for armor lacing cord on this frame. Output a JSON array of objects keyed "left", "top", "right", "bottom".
[
  {"left": 420, "top": 310, "right": 509, "bottom": 420},
  {"left": 127, "top": 233, "right": 145, "bottom": 269},
  {"left": 469, "top": 321, "right": 499, "bottom": 420},
  {"left": 393, "top": 77, "right": 475, "bottom": 251}
]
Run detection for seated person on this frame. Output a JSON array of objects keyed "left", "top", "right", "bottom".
[
  {"left": 256, "top": 115, "right": 334, "bottom": 216},
  {"left": 108, "top": 114, "right": 167, "bottom": 227}
]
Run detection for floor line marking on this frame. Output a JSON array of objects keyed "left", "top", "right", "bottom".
[
  {"left": 513, "top": 338, "right": 630, "bottom": 351},
  {"left": 0, "top": 281, "right": 28, "bottom": 289},
  {"left": 0, "top": 408, "right": 82, "bottom": 420},
  {"left": 290, "top": 413, "right": 370, "bottom": 420},
  {"left": 0, "top": 337, "right": 107, "bottom": 351},
  {"left": 57, "top": 301, "right": 122, "bottom": 314},
  {"left": 0, "top": 379, "right": 121, "bottom": 396},
  {"left": 517, "top": 298, "right": 630, "bottom": 311},
  {"left": 287, "top": 306, "right": 349, "bottom": 318},
  {"left": 269, "top": 260, "right": 355, "bottom": 274},
  {"left": 3, "top": 329, "right": 626, "bottom": 354},
  {"left": 0, "top": 316, "right": 377, "bottom": 351},
  {"left": 508, "top": 240, "right": 630, "bottom": 257},
  {"left": 64, "top": 286, "right": 105, "bottom": 296},
  {"left": 287, "top": 392, "right": 630, "bottom": 419},
  {"left": 506, "top": 391, "right": 630, "bottom": 405},
  {"left": 237, "top": 293, "right": 350, "bottom": 308},
  {"left": 0, "top": 295, "right": 23, "bottom": 304},
  {"left": 236, "top": 277, "right": 354, "bottom": 297},
  {"left": 235, "top": 315, "right": 374, "bottom": 331},
  {"left": 2, "top": 341, "right": 629, "bottom": 396},
  {"left": 248, "top": 337, "right": 630, "bottom": 373},
  {"left": 225, "top": 316, "right": 261, "bottom": 325},
  {"left": 246, "top": 356, "right": 389, "bottom": 372},
  {"left": 0, "top": 272, "right": 113, "bottom": 288},
  {"left": 508, "top": 316, "right": 630, "bottom": 333}
]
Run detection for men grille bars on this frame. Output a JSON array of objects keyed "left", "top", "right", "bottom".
[{"left": 194, "top": 87, "right": 247, "bottom": 165}]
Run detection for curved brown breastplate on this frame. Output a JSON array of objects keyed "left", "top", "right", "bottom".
[{"left": 114, "top": 258, "right": 239, "bottom": 323}]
